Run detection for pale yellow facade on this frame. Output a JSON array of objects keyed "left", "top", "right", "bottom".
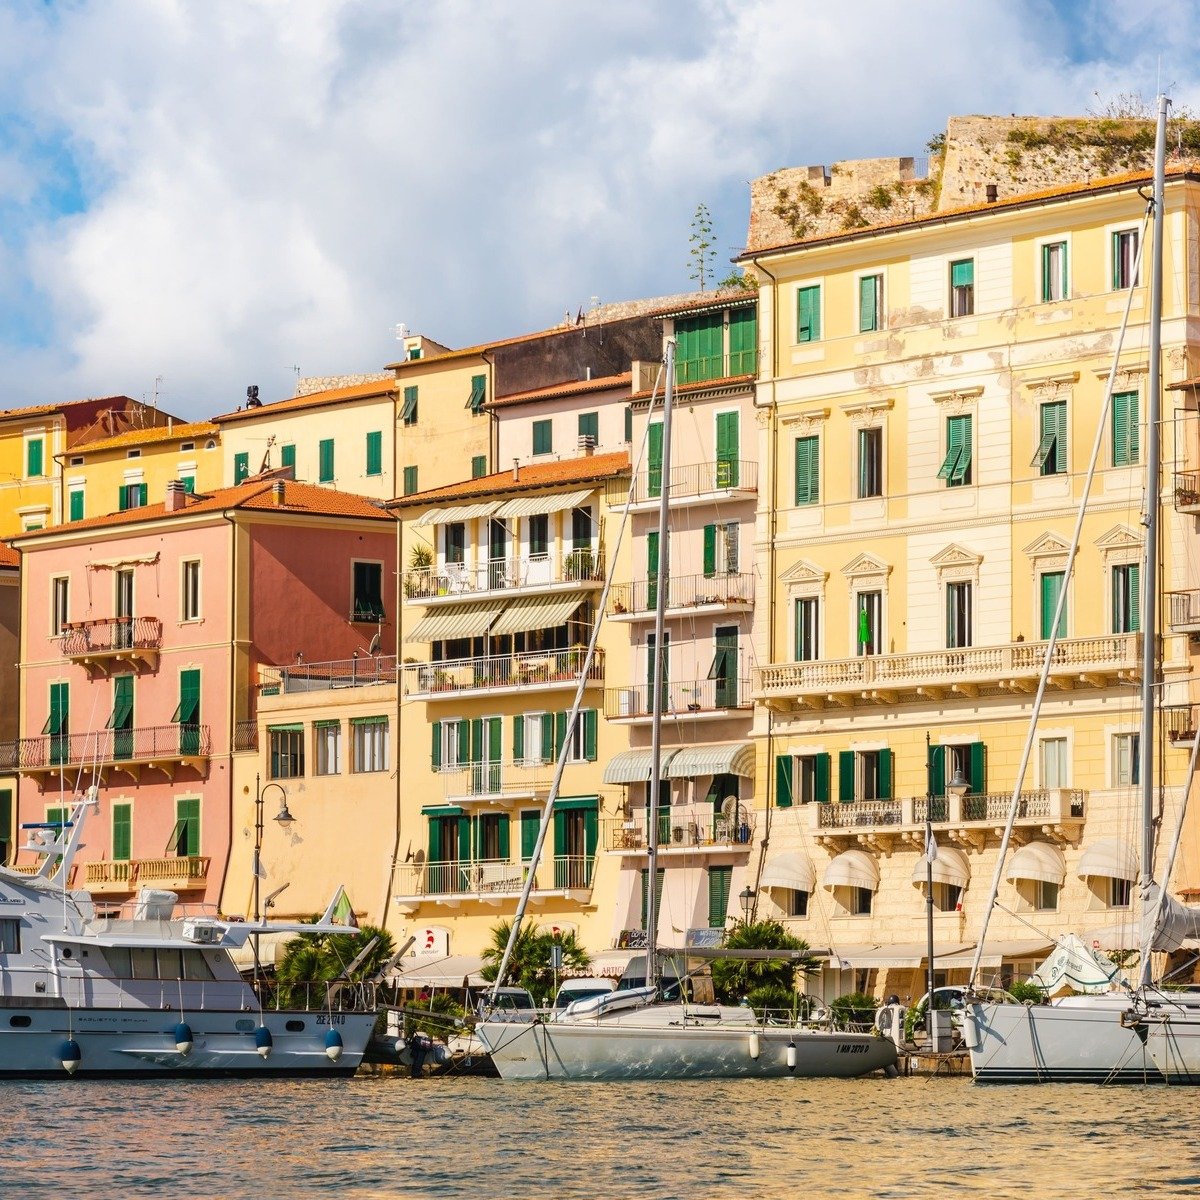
[
  {"left": 0, "top": 411, "right": 61, "bottom": 535},
  {"left": 745, "top": 167, "right": 1200, "bottom": 1000}
]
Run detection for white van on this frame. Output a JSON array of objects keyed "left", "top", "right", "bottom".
[{"left": 551, "top": 977, "right": 618, "bottom": 1017}]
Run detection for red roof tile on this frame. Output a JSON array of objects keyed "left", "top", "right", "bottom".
[
  {"left": 0, "top": 543, "right": 19, "bottom": 568},
  {"left": 488, "top": 373, "right": 631, "bottom": 410},
  {"left": 212, "top": 380, "right": 397, "bottom": 424},
  {"left": 0, "top": 395, "right": 138, "bottom": 424},
  {"left": 629, "top": 373, "right": 755, "bottom": 403},
  {"left": 71, "top": 421, "right": 219, "bottom": 455}
]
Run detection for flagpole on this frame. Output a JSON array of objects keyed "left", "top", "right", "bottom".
[{"left": 925, "top": 734, "right": 935, "bottom": 1036}]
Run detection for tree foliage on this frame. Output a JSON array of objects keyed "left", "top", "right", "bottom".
[
  {"left": 688, "top": 202, "right": 716, "bottom": 290},
  {"left": 709, "top": 920, "right": 818, "bottom": 1003},
  {"left": 274, "top": 922, "right": 395, "bottom": 1008},
  {"left": 479, "top": 920, "right": 591, "bottom": 1004}
]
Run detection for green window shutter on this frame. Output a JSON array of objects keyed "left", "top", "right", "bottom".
[
  {"left": 280, "top": 443, "right": 296, "bottom": 471},
  {"left": 532, "top": 420, "right": 552, "bottom": 455},
  {"left": 578, "top": 412, "right": 599, "bottom": 442},
  {"left": 728, "top": 307, "right": 757, "bottom": 375},
  {"left": 940, "top": 415, "right": 972, "bottom": 484},
  {"left": 1041, "top": 244, "right": 1052, "bottom": 302},
  {"left": 176, "top": 798, "right": 199, "bottom": 857},
  {"left": 431, "top": 722, "right": 442, "bottom": 770},
  {"left": 1112, "top": 391, "right": 1139, "bottom": 466},
  {"left": 456, "top": 718, "right": 469, "bottom": 765},
  {"left": 497, "top": 815, "right": 510, "bottom": 861},
  {"left": 68, "top": 490, "right": 84, "bottom": 521},
  {"left": 838, "top": 750, "right": 855, "bottom": 802},
  {"left": 403, "top": 465, "right": 418, "bottom": 495},
  {"left": 109, "top": 675, "right": 133, "bottom": 729},
  {"left": 113, "top": 803, "right": 132, "bottom": 861},
  {"left": 647, "top": 422, "right": 663, "bottom": 497},
  {"left": 319, "top": 439, "right": 335, "bottom": 482},
  {"left": 181, "top": 476, "right": 195, "bottom": 494},
  {"left": 176, "top": 669, "right": 200, "bottom": 724},
  {"left": 702, "top": 524, "right": 717, "bottom": 577},
  {"left": 27, "top": 440, "right": 44, "bottom": 477},
  {"left": 0, "top": 788, "right": 12, "bottom": 863},
  {"left": 879, "top": 749, "right": 893, "bottom": 800},
  {"left": 968, "top": 742, "right": 987, "bottom": 794},
  {"left": 234, "top": 452, "right": 249, "bottom": 483},
  {"left": 539, "top": 713, "right": 553, "bottom": 763},
  {"left": 951, "top": 259, "right": 973, "bottom": 288},
  {"left": 583, "top": 709, "right": 597, "bottom": 761},
  {"left": 553, "top": 808, "right": 566, "bottom": 858},
  {"left": 775, "top": 754, "right": 793, "bottom": 808},
  {"left": 796, "top": 285, "right": 821, "bottom": 342},
  {"left": 471, "top": 455, "right": 487, "bottom": 479},
  {"left": 428, "top": 817, "right": 443, "bottom": 863},
  {"left": 512, "top": 715, "right": 524, "bottom": 761},
  {"left": 1126, "top": 564, "right": 1141, "bottom": 633},
  {"left": 402, "top": 386, "right": 418, "bottom": 424},
  {"left": 138, "top": 483, "right": 148, "bottom": 506},
  {"left": 1041, "top": 572, "right": 1066, "bottom": 640},
  {"left": 365, "top": 431, "right": 382, "bottom": 476},
  {"left": 46, "top": 682, "right": 69, "bottom": 734},
  {"left": 457, "top": 814, "right": 472, "bottom": 861},
  {"left": 815, "top": 753, "right": 831, "bottom": 803},
  {"left": 707, "top": 866, "right": 733, "bottom": 928},
  {"left": 715, "top": 411, "right": 739, "bottom": 487},
  {"left": 118, "top": 486, "right": 128, "bottom": 511},
  {"left": 554, "top": 711, "right": 567, "bottom": 756},
  {"left": 641, "top": 868, "right": 666, "bottom": 928},
  {"left": 859, "top": 275, "right": 878, "bottom": 332},
  {"left": 520, "top": 811, "right": 539, "bottom": 861},
  {"left": 1111, "top": 231, "right": 1122, "bottom": 289},
  {"left": 467, "top": 374, "right": 486, "bottom": 414},
  {"left": 647, "top": 530, "right": 660, "bottom": 609},
  {"left": 929, "top": 744, "right": 945, "bottom": 798},
  {"left": 470, "top": 718, "right": 483, "bottom": 764},
  {"left": 794, "top": 435, "right": 819, "bottom": 504}
]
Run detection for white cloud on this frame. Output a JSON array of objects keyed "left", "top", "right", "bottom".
[{"left": 1, "top": 0, "right": 1197, "bottom": 418}]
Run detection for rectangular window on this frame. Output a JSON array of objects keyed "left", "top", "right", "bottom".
[
  {"left": 467, "top": 374, "right": 487, "bottom": 415},
  {"left": 796, "top": 284, "right": 821, "bottom": 343},
  {"left": 856, "top": 591, "right": 882, "bottom": 656},
  {"left": 280, "top": 443, "right": 296, "bottom": 472},
  {"left": 45, "top": 681, "right": 69, "bottom": 764},
  {"left": 119, "top": 483, "right": 148, "bottom": 511},
  {"left": 403, "top": 465, "right": 418, "bottom": 495},
  {"left": 179, "top": 473, "right": 195, "bottom": 494},
  {"left": 1112, "top": 563, "right": 1140, "bottom": 633},
  {"left": 234, "top": 452, "right": 249, "bottom": 484},
  {"left": 798, "top": 754, "right": 831, "bottom": 804},
  {"left": 315, "top": 721, "right": 342, "bottom": 775},
  {"left": 794, "top": 435, "right": 819, "bottom": 505},
  {"left": 578, "top": 412, "right": 599, "bottom": 443},
  {"left": 715, "top": 411, "right": 740, "bottom": 488},
  {"left": 1040, "top": 571, "right": 1067, "bottom": 640},
  {"left": 352, "top": 561, "right": 385, "bottom": 622},
  {"left": 26, "top": 438, "right": 44, "bottom": 478},
  {"left": 938, "top": 414, "right": 973, "bottom": 486},
  {"left": 795, "top": 597, "right": 820, "bottom": 661},
  {"left": 352, "top": 716, "right": 389, "bottom": 772},
  {"left": 51, "top": 577, "right": 69, "bottom": 636},
  {"left": 269, "top": 726, "right": 305, "bottom": 779},
  {"left": 946, "top": 581, "right": 973, "bottom": 649},
  {"left": 174, "top": 669, "right": 201, "bottom": 756},
  {"left": 707, "top": 865, "right": 733, "bottom": 928},
  {"left": 703, "top": 521, "right": 738, "bottom": 577},
  {"left": 68, "top": 488, "right": 84, "bottom": 521},
  {"left": 564, "top": 710, "right": 598, "bottom": 763},
  {"left": 1040, "top": 737, "right": 1068, "bottom": 788},
  {"left": 624, "top": 405, "right": 633, "bottom": 444},
  {"left": 532, "top": 419, "right": 553, "bottom": 455},
  {"left": 0, "top": 788, "right": 11, "bottom": 867},
  {"left": 528, "top": 513, "right": 549, "bottom": 558},
  {"left": 1114, "top": 732, "right": 1140, "bottom": 786},
  {"left": 1032, "top": 400, "right": 1067, "bottom": 475},
  {"left": 112, "top": 802, "right": 132, "bottom": 862},
  {"left": 182, "top": 560, "right": 201, "bottom": 622},
  {"left": 471, "top": 455, "right": 487, "bottom": 479},
  {"left": 859, "top": 273, "right": 883, "bottom": 333},
  {"left": 365, "top": 431, "right": 383, "bottom": 476},
  {"left": 647, "top": 422, "right": 663, "bottom": 498},
  {"left": 107, "top": 674, "right": 134, "bottom": 760},
  {"left": 949, "top": 258, "right": 974, "bottom": 317},
  {"left": 1033, "top": 880, "right": 1059, "bottom": 912},
  {"left": 1112, "top": 228, "right": 1139, "bottom": 290},
  {"left": 516, "top": 712, "right": 553, "bottom": 767},
  {"left": 1108, "top": 877, "right": 1132, "bottom": 908},
  {"left": 401, "top": 385, "right": 419, "bottom": 425},
  {"left": 676, "top": 311, "right": 725, "bottom": 382},
  {"left": 173, "top": 798, "right": 200, "bottom": 858},
  {"left": 857, "top": 427, "right": 882, "bottom": 498},
  {"left": 1041, "top": 240, "right": 1067, "bottom": 302},
  {"left": 1111, "top": 390, "right": 1140, "bottom": 467},
  {"left": 444, "top": 521, "right": 466, "bottom": 565},
  {"left": 319, "top": 439, "right": 335, "bottom": 483}
]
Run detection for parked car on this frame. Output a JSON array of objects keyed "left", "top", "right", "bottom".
[
  {"left": 551, "top": 977, "right": 618, "bottom": 1016},
  {"left": 477, "top": 986, "right": 538, "bottom": 1022}
]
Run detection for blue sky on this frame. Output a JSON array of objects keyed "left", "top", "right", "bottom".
[{"left": 0, "top": 0, "right": 1197, "bottom": 420}]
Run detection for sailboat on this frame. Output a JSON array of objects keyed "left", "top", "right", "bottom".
[
  {"left": 964, "top": 94, "right": 1200, "bottom": 1084},
  {"left": 475, "top": 340, "right": 899, "bottom": 1080}
]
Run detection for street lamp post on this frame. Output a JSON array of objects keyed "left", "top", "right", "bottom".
[
  {"left": 739, "top": 885, "right": 754, "bottom": 924},
  {"left": 253, "top": 773, "right": 295, "bottom": 923}
]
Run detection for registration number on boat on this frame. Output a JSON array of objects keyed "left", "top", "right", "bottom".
[
  {"left": 835, "top": 1044, "right": 869, "bottom": 1053},
  {"left": 317, "top": 1014, "right": 347, "bottom": 1026}
]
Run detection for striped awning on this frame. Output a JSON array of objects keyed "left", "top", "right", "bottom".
[
  {"left": 911, "top": 845, "right": 971, "bottom": 888},
  {"left": 822, "top": 849, "right": 880, "bottom": 892},
  {"left": 602, "top": 748, "right": 680, "bottom": 784},
  {"left": 404, "top": 602, "right": 504, "bottom": 642},
  {"left": 936, "top": 940, "right": 1053, "bottom": 970},
  {"left": 415, "top": 501, "right": 501, "bottom": 527},
  {"left": 663, "top": 742, "right": 754, "bottom": 779},
  {"left": 490, "top": 595, "right": 584, "bottom": 636},
  {"left": 494, "top": 489, "right": 592, "bottom": 519},
  {"left": 1077, "top": 838, "right": 1138, "bottom": 882},
  {"left": 759, "top": 852, "right": 817, "bottom": 895},
  {"left": 1006, "top": 841, "right": 1066, "bottom": 886}
]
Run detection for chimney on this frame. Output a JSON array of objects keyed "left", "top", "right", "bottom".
[
  {"left": 578, "top": 435, "right": 596, "bottom": 456},
  {"left": 513, "top": 459, "right": 520, "bottom": 482},
  {"left": 985, "top": 183, "right": 999, "bottom": 203},
  {"left": 272, "top": 480, "right": 286, "bottom": 506},
  {"left": 165, "top": 480, "right": 187, "bottom": 512}
]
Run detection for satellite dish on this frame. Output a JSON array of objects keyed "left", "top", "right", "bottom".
[{"left": 368, "top": 629, "right": 382, "bottom": 655}]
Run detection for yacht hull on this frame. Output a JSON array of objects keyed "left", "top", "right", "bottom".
[
  {"left": 964, "top": 999, "right": 1161, "bottom": 1084},
  {"left": 476, "top": 1018, "right": 897, "bottom": 1081},
  {"left": 0, "top": 1004, "right": 375, "bottom": 1078},
  {"left": 1146, "top": 1016, "right": 1200, "bottom": 1084}
]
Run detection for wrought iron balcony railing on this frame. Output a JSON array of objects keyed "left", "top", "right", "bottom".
[
  {"left": 629, "top": 459, "right": 758, "bottom": 505},
  {"left": 604, "top": 676, "right": 752, "bottom": 720},
  {"left": 0, "top": 724, "right": 211, "bottom": 774},
  {"left": 59, "top": 617, "right": 162, "bottom": 672},
  {"left": 404, "top": 648, "right": 604, "bottom": 699},
  {"left": 609, "top": 571, "right": 754, "bottom": 618},
  {"left": 392, "top": 854, "right": 596, "bottom": 899},
  {"left": 404, "top": 548, "right": 605, "bottom": 602}
]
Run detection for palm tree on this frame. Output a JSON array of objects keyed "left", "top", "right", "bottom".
[
  {"left": 710, "top": 919, "right": 818, "bottom": 1004},
  {"left": 274, "top": 922, "right": 395, "bottom": 1009},
  {"left": 480, "top": 920, "right": 590, "bottom": 1004}
]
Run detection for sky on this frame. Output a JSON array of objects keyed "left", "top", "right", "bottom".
[{"left": 2, "top": 0, "right": 1199, "bottom": 421}]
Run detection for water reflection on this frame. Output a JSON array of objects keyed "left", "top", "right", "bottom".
[{"left": 2, "top": 1075, "right": 1197, "bottom": 1199}]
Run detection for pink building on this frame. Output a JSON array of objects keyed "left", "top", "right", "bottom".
[{"left": 5, "top": 476, "right": 396, "bottom": 909}]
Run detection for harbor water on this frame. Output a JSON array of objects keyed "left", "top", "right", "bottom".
[{"left": 3, "top": 1074, "right": 1198, "bottom": 1199}]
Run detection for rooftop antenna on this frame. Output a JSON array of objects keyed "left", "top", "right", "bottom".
[
  {"left": 395, "top": 323, "right": 409, "bottom": 340},
  {"left": 246, "top": 385, "right": 261, "bottom": 408}
]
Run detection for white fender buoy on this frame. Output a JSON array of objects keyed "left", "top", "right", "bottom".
[
  {"left": 174, "top": 1022, "right": 194, "bottom": 1056},
  {"left": 748, "top": 1032, "right": 761, "bottom": 1060},
  {"left": 324, "top": 1029, "right": 344, "bottom": 1062},
  {"left": 254, "top": 1026, "right": 273, "bottom": 1059},
  {"left": 786, "top": 1041, "right": 797, "bottom": 1072}
]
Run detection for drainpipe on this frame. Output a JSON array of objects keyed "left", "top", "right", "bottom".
[
  {"left": 483, "top": 348, "right": 497, "bottom": 473},
  {"left": 381, "top": 501, "right": 404, "bottom": 933},
  {"left": 51, "top": 446, "right": 68, "bottom": 526},
  {"left": 215, "top": 507, "right": 241, "bottom": 914}
]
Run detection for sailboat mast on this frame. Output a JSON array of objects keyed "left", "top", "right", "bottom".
[
  {"left": 1137, "top": 95, "right": 1167, "bottom": 988},
  {"left": 644, "top": 338, "right": 676, "bottom": 987}
]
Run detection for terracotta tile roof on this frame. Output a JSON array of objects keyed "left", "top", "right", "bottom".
[
  {"left": 488, "top": 373, "right": 632, "bottom": 410},
  {"left": 19, "top": 478, "right": 394, "bottom": 540},
  {"left": 390, "top": 450, "right": 630, "bottom": 508},
  {"left": 0, "top": 395, "right": 137, "bottom": 424},
  {"left": 740, "top": 162, "right": 1200, "bottom": 259},
  {"left": 71, "top": 421, "right": 219, "bottom": 455},
  {"left": 0, "top": 543, "right": 19, "bottom": 568},
  {"left": 645, "top": 289, "right": 756, "bottom": 319},
  {"left": 1168, "top": 375, "right": 1200, "bottom": 390},
  {"left": 212, "top": 379, "right": 398, "bottom": 424},
  {"left": 629, "top": 373, "right": 755, "bottom": 403}
]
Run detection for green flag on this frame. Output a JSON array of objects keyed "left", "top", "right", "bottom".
[{"left": 858, "top": 606, "right": 871, "bottom": 649}]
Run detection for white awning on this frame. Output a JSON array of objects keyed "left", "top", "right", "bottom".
[
  {"left": 1006, "top": 841, "right": 1066, "bottom": 886},
  {"left": 1077, "top": 838, "right": 1138, "bottom": 882},
  {"left": 404, "top": 602, "right": 504, "bottom": 642},
  {"left": 832, "top": 943, "right": 972, "bottom": 969},
  {"left": 389, "top": 954, "right": 486, "bottom": 988},
  {"left": 87, "top": 552, "right": 160, "bottom": 570},
  {"left": 936, "top": 940, "right": 1053, "bottom": 970},
  {"left": 415, "top": 501, "right": 500, "bottom": 527},
  {"left": 603, "top": 748, "right": 680, "bottom": 784},
  {"left": 489, "top": 595, "right": 584, "bottom": 636},
  {"left": 664, "top": 742, "right": 755, "bottom": 779},
  {"left": 759, "top": 852, "right": 817, "bottom": 895},
  {"left": 822, "top": 849, "right": 880, "bottom": 892},
  {"left": 1082, "top": 924, "right": 1142, "bottom": 952},
  {"left": 227, "top": 931, "right": 295, "bottom": 970},
  {"left": 494, "top": 489, "right": 593, "bottom": 519},
  {"left": 911, "top": 845, "right": 971, "bottom": 888}
]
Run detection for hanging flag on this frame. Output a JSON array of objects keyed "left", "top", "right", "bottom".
[
  {"left": 252, "top": 851, "right": 267, "bottom": 880},
  {"left": 321, "top": 885, "right": 357, "bottom": 927},
  {"left": 925, "top": 827, "right": 939, "bottom": 863},
  {"left": 858, "top": 606, "right": 871, "bottom": 650}
]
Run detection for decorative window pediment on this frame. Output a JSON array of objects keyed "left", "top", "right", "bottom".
[
  {"left": 841, "top": 552, "right": 891, "bottom": 582},
  {"left": 1023, "top": 531, "right": 1072, "bottom": 573},
  {"left": 1095, "top": 523, "right": 1142, "bottom": 566},
  {"left": 780, "top": 558, "right": 828, "bottom": 598},
  {"left": 930, "top": 543, "right": 982, "bottom": 583}
]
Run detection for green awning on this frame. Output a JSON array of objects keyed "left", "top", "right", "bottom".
[
  {"left": 553, "top": 796, "right": 599, "bottom": 811},
  {"left": 602, "top": 748, "right": 680, "bottom": 784},
  {"left": 663, "top": 742, "right": 754, "bottom": 779},
  {"left": 421, "top": 805, "right": 465, "bottom": 817},
  {"left": 405, "top": 602, "right": 504, "bottom": 642}
]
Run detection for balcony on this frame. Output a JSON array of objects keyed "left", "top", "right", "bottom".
[
  {"left": 604, "top": 677, "right": 752, "bottom": 723},
  {"left": 404, "top": 648, "right": 604, "bottom": 701},
  {"left": 756, "top": 633, "right": 1141, "bottom": 710},
  {"left": 84, "top": 855, "right": 211, "bottom": 895},
  {"left": 1175, "top": 470, "right": 1200, "bottom": 512},
  {"left": 60, "top": 616, "right": 162, "bottom": 674},
  {"left": 438, "top": 759, "right": 552, "bottom": 803},
  {"left": 392, "top": 854, "right": 596, "bottom": 907},
  {"left": 601, "top": 813, "right": 755, "bottom": 855},
  {"left": 404, "top": 548, "right": 605, "bottom": 605},
  {"left": 811, "top": 789, "right": 1087, "bottom": 853},
  {"left": 0, "top": 724, "right": 212, "bottom": 781},
  {"left": 1166, "top": 590, "right": 1200, "bottom": 634},
  {"left": 259, "top": 656, "right": 398, "bottom": 696},
  {"left": 628, "top": 460, "right": 758, "bottom": 509},
  {"left": 609, "top": 572, "right": 754, "bottom": 621},
  {"left": 233, "top": 720, "right": 259, "bottom": 751},
  {"left": 1164, "top": 704, "right": 1199, "bottom": 744}
]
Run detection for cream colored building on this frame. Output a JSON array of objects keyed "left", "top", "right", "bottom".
[{"left": 742, "top": 151, "right": 1200, "bottom": 1001}]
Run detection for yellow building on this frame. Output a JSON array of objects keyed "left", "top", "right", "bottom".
[{"left": 741, "top": 150, "right": 1200, "bottom": 1001}]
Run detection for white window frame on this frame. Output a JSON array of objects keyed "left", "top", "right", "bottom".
[
  {"left": 522, "top": 713, "right": 549, "bottom": 767},
  {"left": 1108, "top": 224, "right": 1141, "bottom": 291},
  {"left": 315, "top": 722, "right": 342, "bottom": 775},
  {"left": 1038, "top": 735, "right": 1070, "bottom": 788},
  {"left": 565, "top": 711, "right": 588, "bottom": 764},
  {"left": 352, "top": 718, "right": 389, "bottom": 773},
  {"left": 1036, "top": 234, "right": 1071, "bottom": 303},
  {"left": 181, "top": 559, "right": 201, "bottom": 623},
  {"left": 1112, "top": 730, "right": 1140, "bottom": 787},
  {"left": 855, "top": 270, "right": 885, "bottom": 333},
  {"left": 51, "top": 576, "right": 69, "bottom": 636},
  {"left": 794, "top": 278, "right": 824, "bottom": 344}
]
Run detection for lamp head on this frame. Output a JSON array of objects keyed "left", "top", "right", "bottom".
[
  {"left": 948, "top": 766, "right": 969, "bottom": 798},
  {"left": 274, "top": 801, "right": 296, "bottom": 828}
]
